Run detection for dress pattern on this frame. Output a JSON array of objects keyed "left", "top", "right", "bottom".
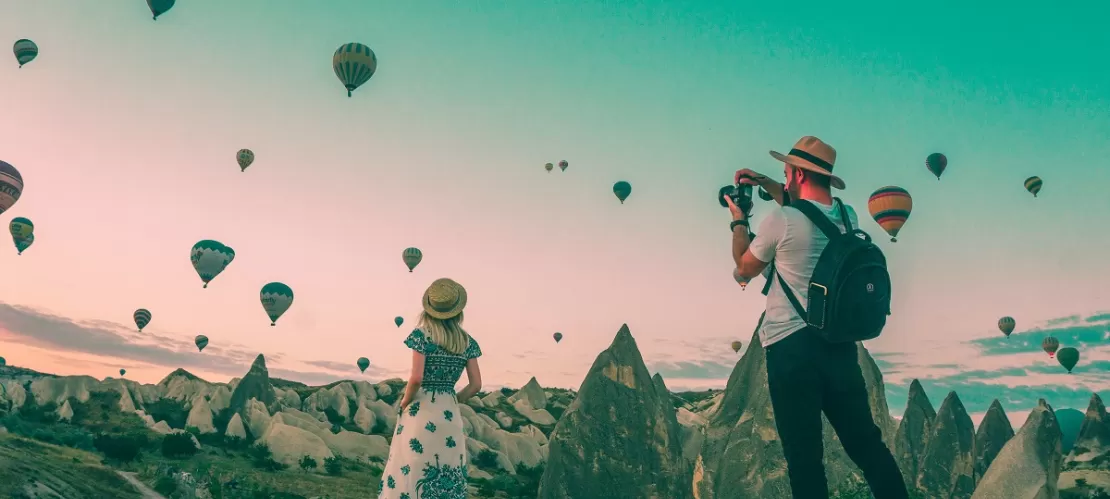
[{"left": 378, "top": 329, "right": 482, "bottom": 499}]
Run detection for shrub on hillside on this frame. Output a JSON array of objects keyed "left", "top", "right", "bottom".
[
  {"left": 249, "top": 442, "right": 287, "bottom": 471},
  {"left": 16, "top": 391, "right": 58, "bottom": 424},
  {"left": 0, "top": 414, "right": 95, "bottom": 450},
  {"left": 153, "top": 475, "right": 178, "bottom": 496},
  {"left": 323, "top": 456, "right": 342, "bottom": 476},
  {"left": 93, "top": 433, "right": 144, "bottom": 462},
  {"left": 144, "top": 398, "right": 189, "bottom": 430},
  {"left": 161, "top": 432, "right": 198, "bottom": 458},
  {"left": 474, "top": 448, "right": 500, "bottom": 469},
  {"left": 370, "top": 419, "right": 388, "bottom": 435},
  {"left": 299, "top": 455, "right": 318, "bottom": 472}
]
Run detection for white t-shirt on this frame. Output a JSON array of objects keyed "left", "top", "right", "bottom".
[{"left": 748, "top": 199, "right": 860, "bottom": 347}]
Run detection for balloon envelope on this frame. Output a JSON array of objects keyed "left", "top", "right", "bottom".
[
  {"left": 357, "top": 357, "right": 370, "bottom": 373},
  {"left": 260, "top": 282, "right": 294, "bottom": 325},
  {"left": 146, "top": 0, "right": 175, "bottom": 19},
  {"left": 558, "top": 160, "right": 568, "bottom": 171},
  {"left": 1057, "top": 347, "right": 1079, "bottom": 373},
  {"left": 868, "top": 186, "right": 912, "bottom": 242},
  {"left": 0, "top": 161, "right": 24, "bottom": 215},
  {"left": 0, "top": 357, "right": 6, "bottom": 367},
  {"left": 133, "top": 309, "right": 152, "bottom": 332},
  {"left": 402, "top": 247, "right": 423, "bottom": 272},
  {"left": 13, "top": 233, "right": 32, "bottom": 255},
  {"left": 333, "top": 43, "right": 377, "bottom": 97},
  {"left": 190, "top": 240, "right": 234, "bottom": 288},
  {"left": 553, "top": 332, "right": 562, "bottom": 343},
  {"left": 731, "top": 341, "right": 743, "bottom": 353},
  {"left": 195, "top": 335, "right": 208, "bottom": 352},
  {"left": 13, "top": 39, "right": 37, "bottom": 67},
  {"left": 1024, "top": 176, "right": 1043, "bottom": 197},
  {"left": 9, "top": 217, "right": 33, "bottom": 240},
  {"left": 925, "top": 153, "right": 947, "bottom": 179},
  {"left": 119, "top": 369, "right": 126, "bottom": 376},
  {"left": 545, "top": 163, "right": 553, "bottom": 172},
  {"left": 237, "top": 149, "right": 255, "bottom": 171},
  {"left": 997, "top": 317, "right": 1015, "bottom": 336},
  {"left": 395, "top": 316, "right": 404, "bottom": 327},
  {"left": 1042, "top": 336, "right": 1060, "bottom": 357},
  {"left": 613, "top": 181, "right": 632, "bottom": 203}
]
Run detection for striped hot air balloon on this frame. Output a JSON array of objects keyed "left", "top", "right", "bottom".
[
  {"left": 867, "top": 186, "right": 912, "bottom": 242},
  {"left": 545, "top": 163, "right": 553, "bottom": 173},
  {"left": 1042, "top": 336, "right": 1060, "bottom": 358},
  {"left": 146, "top": 0, "right": 175, "bottom": 20},
  {"left": 195, "top": 335, "right": 209, "bottom": 352},
  {"left": 237, "top": 149, "right": 255, "bottom": 172},
  {"left": 925, "top": 153, "right": 947, "bottom": 180},
  {"left": 13, "top": 39, "right": 37, "bottom": 68},
  {"left": 402, "top": 247, "right": 423, "bottom": 272},
  {"left": 997, "top": 316, "right": 1015, "bottom": 337},
  {"left": 133, "top": 309, "right": 152, "bottom": 332},
  {"left": 1024, "top": 176, "right": 1043, "bottom": 197},
  {"left": 9, "top": 217, "right": 33, "bottom": 240},
  {"left": 0, "top": 161, "right": 24, "bottom": 215},
  {"left": 260, "top": 282, "right": 294, "bottom": 326},
  {"left": 333, "top": 43, "right": 377, "bottom": 97},
  {"left": 613, "top": 181, "right": 632, "bottom": 204}
]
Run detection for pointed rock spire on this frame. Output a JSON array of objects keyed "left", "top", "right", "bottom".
[
  {"left": 973, "top": 399, "right": 1014, "bottom": 485},
  {"left": 229, "top": 354, "right": 276, "bottom": 416},
  {"left": 917, "top": 391, "right": 975, "bottom": 498},
  {"left": 537, "top": 324, "right": 691, "bottom": 499},
  {"left": 972, "top": 399, "right": 1062, "bottom": 499},
  {"left": 894, "top": 379, "right": 937, "bottom": 490}
]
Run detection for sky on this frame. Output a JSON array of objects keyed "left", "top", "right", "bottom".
[{"left": 1, "top": 1, "right": 1108, "bottom": 422}]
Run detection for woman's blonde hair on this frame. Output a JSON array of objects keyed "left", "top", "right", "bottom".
[{"left": 417, "top": 311, "right": 470, "bottom": 356}]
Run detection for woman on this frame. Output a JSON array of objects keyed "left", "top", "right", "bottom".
[{"left": 378, "top": 277, "right": 482, "bottom": 499}]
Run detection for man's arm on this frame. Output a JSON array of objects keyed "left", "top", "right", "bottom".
[{"left": 737, "top": 209, "right": 785, "bottom": 279}]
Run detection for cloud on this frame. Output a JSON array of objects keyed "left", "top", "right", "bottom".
[
  {"left": 648, "top": 360, "right": 735, "bottom": 380},
  {"left": 301, "top": 359, "right": 403, "bottom": 379},
  {"left": 0, "top": 302, "right": 357, "bottom": 386}
]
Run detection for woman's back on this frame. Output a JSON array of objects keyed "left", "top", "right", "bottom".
[{"left": 403, "top": 329, "right": 482, "bottom": 393}]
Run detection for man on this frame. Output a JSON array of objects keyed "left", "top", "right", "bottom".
[{"left": 724, "top": 136, "right": 909, "bottom": 499}]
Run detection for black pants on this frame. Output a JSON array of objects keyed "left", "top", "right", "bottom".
[{"left": 766, "top": 327, "right": 909, "bottom": 499}]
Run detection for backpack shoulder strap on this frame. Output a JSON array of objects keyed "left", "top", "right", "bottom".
[
  {"left": 833, "top": 197, "right": 853, "bottom": 231},
  {"left": 776, "top": 272, "right": 808, "bottom": 322},
  {"left": 787, "top": 200, "right": 844, "bottom": 239}
]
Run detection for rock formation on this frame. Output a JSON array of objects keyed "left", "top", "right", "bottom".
[
  {"left": 894, "top": 379, "right": 937, "bottom": 491},
  {"left": 229, "top": 354, "right": 276, "bottom": 416},
  {"left": 916, "top": 391, "right": 975, "bottom": 499},
  {"left": 537, "top": 324, "right": 691, "bottom": 499},
  {"left": 694, "top": 312, "right": 898, "bottom": 499},
  {"left": 972, "top": 399, "right": 1014, "bottom": 485},
  {"left": 186, "top": 396, "right": 216, "bottom": 434},
  {"left": 1059, "top": 394, "right": 1110, "bottom": 495},
  {"left": 971, "top": 399, "right": 1062, "bottom": 499}
]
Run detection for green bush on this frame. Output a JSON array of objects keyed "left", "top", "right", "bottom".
[
  {"left": 144, "top": 399, "right": 189, "bottom": 430},
  {"left": 324, "top": 456, "right": 342, "bottom": 476},
  {"left": 248, "top": 443, "right": 287, "bottom": 471},
  {"left": 153, "top": 475, "right": 178, "bottom": 496},
  {"left": 299, "top": 455, "right": 317, "bottom": 472},
  {"left": 93, "top": 433, "right": 144, "bottom": 462},
  {"left": 370, "top": 419, "right": 388, "bottom": 435},
  {"left": 161, "top": 432, "right": 198, "bottom": 458},
  {"left": 475, "top": 448, "right": 500, "bottom": 469}
]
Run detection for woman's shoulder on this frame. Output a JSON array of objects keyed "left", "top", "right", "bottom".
[
  {"left": 464, "top": 335, "right": 482, "bottom": 359},
  {"left": 403, "top": 328, "right": 431, "bottom": 352}
]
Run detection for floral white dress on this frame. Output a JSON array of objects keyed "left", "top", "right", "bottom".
[{"left": 378, "top": 329, "right": 482, "bottom": 499}]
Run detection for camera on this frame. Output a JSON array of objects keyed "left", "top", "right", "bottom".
[{"left": 718, "top": 182, "right": 754, "bottom": 215}]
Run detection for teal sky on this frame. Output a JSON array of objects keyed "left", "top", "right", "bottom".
[{"left": 1, "top": 1, "right": 1108, "bottom": 419}]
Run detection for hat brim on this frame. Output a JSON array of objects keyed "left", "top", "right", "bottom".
[
  {"left": 422, "top": 286, "right": 467, "bottom": 319},
  {"left": 769, "top": 150, "right": 846, "bottom": 190}
]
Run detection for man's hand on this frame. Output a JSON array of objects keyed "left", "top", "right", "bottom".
[
  {"left": 723, "top": 194, "right": 746, "bottom": 222},
  {"left": 735, "top": 168, "right": 769, "bottom": 186}
]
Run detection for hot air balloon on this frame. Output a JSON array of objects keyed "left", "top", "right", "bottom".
[
  {"left": 1057, "top": 346, "right": 1079, "bottom": 373},
  {"left": 868, "top": 186, "right": 912, "bottom": 242},
  {"left": 133, "top": 309, "right": 152, "bottom": 332},
  {"left": 731, "top": 341, "right": 743, "bottom": 353},
  {"left": 190, "top": 240, "right": 234, "bottom": 288},
  {"left": 237, "top": 149, "right": 254, "bottom": 172},
  {"left": 545, "top": 163, "right": 553, "bottom": 173},
  {"left": 333, "top": 43, "right": 377, "bottom": 97},
  {"left": 997, "top": 316, "right": 1015, "bottom": 337},
  {"left": 402, "top": 247, "right": 422, "bottom": 272},
  {"left": 553, "top": 332, "right": 562, "bottom": 343},
  {"left": 558, "top": 160, "right": 568, "bottom": 172},
  {"left": 733, "top": 268, "right": 750, "bottom": 290},
  {"left": 395, "top": 316, "right": 404, "bottom": 327},
  {"left": 119, "top": 368, "right": 126, "bottom": 377},
  {"left": 1024, "top": 176, "right": 1043, "bottom": 197},
  {"left": 925, "top": 153, "right": 947, "bottom": 180},
  {"left": 146, "top": 0, "right": 175, "bottom": 20},
  {"left": 613, "top": 181, "right": 632, "bottom": 204},
  {"left": 357, "top": 357, "right": 370, "bottom": 373},
  {"left": 9, "top": 217, "right": 33, "bottom": 240},
  {"left": 0, "top": 161, "right": 24, "bottom": 216},
  {"left": 14, "top": 233, "right": 32, "bottom": 255},
  {"left": 195, "top": 335, "right": 208, "bottom": 352},
  {"left": 1042, "top": 336, "right": 1060, "bottom": 358},
  {"left": 13, "top": 39, "right": 37, "bottom": 68},
  {"left": 260, "top": 282, "right": 294, "bottom": 326}
]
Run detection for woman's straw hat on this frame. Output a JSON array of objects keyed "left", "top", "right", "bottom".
[
  {"left": 769, "top": 136, "right": 846, "bottom": 190},
  {"left": 422, "top": 278, "right": 467, "bottom": 319}
]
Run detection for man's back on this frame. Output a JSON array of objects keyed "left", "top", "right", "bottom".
[{"left": 750, "top": 200, "right": 859, "bottom": 347}]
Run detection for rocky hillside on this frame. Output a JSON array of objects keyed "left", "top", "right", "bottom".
[{"left": 1, "top": 316, "right": 1104, "bottom": 498}]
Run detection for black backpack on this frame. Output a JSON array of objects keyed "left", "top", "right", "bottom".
[{"left": 760, "top": 198, "right": 891, "bottom": 343}]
